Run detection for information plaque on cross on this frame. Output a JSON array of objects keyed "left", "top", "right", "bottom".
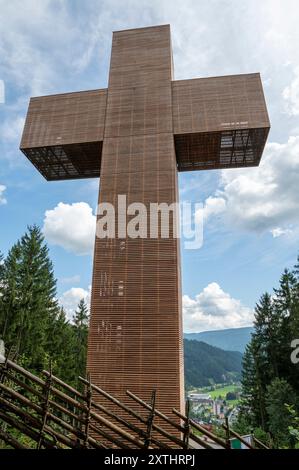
[{"left": 20, "top": 25, "right": 270, "bottom": 436}]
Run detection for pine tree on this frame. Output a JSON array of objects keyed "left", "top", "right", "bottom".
[
  {"left": 240, "top": 339, "right": 267, "bottom": 429},
  {"left": 0, "top": 250, "right": 5, "bottom": 339},
  {"left": 266, "top": 377, "right": 297, "bottom": 448},
  {"left": 253, "top": 292, "right": 280, "bottom": 379},
  {"left": 240, "top": 293, "right": 280, "bottom": 430},
  {"left": 0, "top": 243, "right": 22, "bottom": 348},
  {"left": 239, "top": 342, "right": 257, "bottom": 423},
  {"left": 0, "top": 226, "right": 59, "bottom": 370},
  {"left": 239, "top": 254, "right": 299, "bottom": 446},
  {"left": 47, "top": 307, "right": 76, "bottom": 385},
  {"left": 72, "top": 299, "right": 89, "bottom": 387},
  {"left": 273, "top": 268, "right": 299, "bottom": 390},
  {"left": 0, "top": 251, "right": 4, "bottom": 278}
]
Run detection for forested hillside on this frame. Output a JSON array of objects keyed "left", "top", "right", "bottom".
[{"left": 184, "top": 339, "right": 243, "bottom": 388}]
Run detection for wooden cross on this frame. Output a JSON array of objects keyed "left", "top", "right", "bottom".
[{"left": 20, "top": 25, "right": 270, "bottom": 433}]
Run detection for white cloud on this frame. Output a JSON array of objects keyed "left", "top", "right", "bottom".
[
  {"left": 270, "top": 227, "right": 293, "bottom": 238},
  {"left": 0, "top": 0, "right": 94, "bottom": 96},
  {"left": 1, "top": 0, "right": 299, "bottom": 149},
  {"left": 0, "top": 185, "right": 7, "bottom": 205},
  {"left": 203, "top": 136, "right": 299, "bottom": 236},
  {"left": 60, "top": 281, "right": 252, "bottom": 329},
  {"left": 195, "top": 196, "right": 226, "bottom": 223},
  {"left": 183, "top": 282, "right": 253, "bottom": 333},
  {"left": 59, "top": 286, "right": 91, "bottom": 321},
  {"left": 43, "top": 202, "right": 96, "bottom": 255},
  {"left": 283, "top": 66, "right": 299, "bottom": 116}
]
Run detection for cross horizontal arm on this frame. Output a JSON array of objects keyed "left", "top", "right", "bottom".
[
  {"left": 173, "top": 73, "right": 269, "bottom": 135},
  {"left": 20, "top": 89, "right": 107, "bottom": 180},
  {"left": 20, "top": 74, "right": 270, "bottom": 179},
  {"left": 172, "top": 73, "right": 270, "bottom": 171}
]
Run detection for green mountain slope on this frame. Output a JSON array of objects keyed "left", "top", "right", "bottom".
[
  {"left": 184, "top": 339, "right": 243, "bottom": 388},
  {"left": 184, "top": 326, "right": 253, "bottom": 353}
]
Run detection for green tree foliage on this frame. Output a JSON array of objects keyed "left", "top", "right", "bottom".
[
  {"left": 285, "top": 404, "right": 299, "bottom": 448},
  {"left": 47, "top": 307, "right": 77, "bottom": 384},
  {"left": 266, "top": 378, "right": 297, "bottom": 448},
  {"left": 0, "top": 226, "right": 88, "bottom": 387},
  {"left": 226, "top": 391, "right": 237, "bottom": 400},
  {"left": 238, "top": 255, "right": 299, "bottom": 448},
  {"left": 72, "top": 299, "right": 89, "bottom": 388},
  {"left": 184, "top": 339, "right": 242, "bottom": 388},
  {"left": 0, "top": 250, "right": 4, "bottom": 276},
  {"left": 240, "top": 339, "right": 267, "bottom": 429},
  {"left": 0, "top": 226, "right": 58, "bottom": 369}
]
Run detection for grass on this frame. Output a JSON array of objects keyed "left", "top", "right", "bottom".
[
  {"left": 209, "top": 384, "right": 238, "bottom": 399},
  {"left": 189, "top": 383, "right": 241, "bottom": 404}
]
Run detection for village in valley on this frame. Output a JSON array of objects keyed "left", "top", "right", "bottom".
[{"left": 188, "top": 383, "right": 241, "bottom": 427}]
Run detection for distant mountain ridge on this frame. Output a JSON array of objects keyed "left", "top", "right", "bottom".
[
  {"left": 184, "top": 326, "right": 253, "bottom": 353},
  {"left": 184, "top": 339, "right": 243, "bottom": 388}
]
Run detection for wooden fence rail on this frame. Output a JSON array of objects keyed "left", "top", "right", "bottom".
[{"left": 0, "top": 357, "right": 268, "bottom": 449}]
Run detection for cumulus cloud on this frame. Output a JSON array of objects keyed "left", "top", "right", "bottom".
[
  {"left": 43, "top": 202, "right": 96, "bottom": 255},
  {"left": 270, "top": 227, "right": 292, "bottom": 238},
  {"left": 0, "top": 0, "right": 97, "bottom": 96},
  {"left": 195, "top": 196, "right": 226, "bottom": 223},
  {"left": 60, "top": 281, "right": 252, "bottom": 329},
  {"left": 283, "top": 66, "right": 299, "bottom": 116},
  {"left": 59, "top": 286, "right": 91, "bottom": 322},
  {"left": 183, "top": 283, "right": 254, "bottom": 333},
  {"left": 202, "top": 136, "right": 299, "bottom": 236},
  {"left": 0, "top": 185, "right": 7, "bottom": 205}
]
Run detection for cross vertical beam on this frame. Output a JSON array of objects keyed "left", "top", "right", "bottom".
[{"left": 87, "top": 25, "right": 184, "bottom": 435}]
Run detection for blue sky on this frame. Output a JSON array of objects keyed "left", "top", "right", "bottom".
[{"left": 0, "top": 0, "right": 299, "bottom": 331}]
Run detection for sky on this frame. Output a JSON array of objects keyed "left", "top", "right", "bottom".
[{"left": 0, "top": 0, "right": 299, "bottom": 332}]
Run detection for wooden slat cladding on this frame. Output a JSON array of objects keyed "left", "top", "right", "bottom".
[
  {"left": 87, "top": 25, "right": 185, "bottom": 440},
  {"left": 108, "top": 25, "right": 173, "bottom": 89},
  {"left": 172, "top": 73, "right": 270, "bottom": 171},
  {"left": 20, "top": 89, "right": 107, "bottom": 148},
  {"left": 172, "top": 73, "right": 269, "bottom": 134},
  {"left": 20, "top": 89, "right": 107, "bottom": 180}
]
